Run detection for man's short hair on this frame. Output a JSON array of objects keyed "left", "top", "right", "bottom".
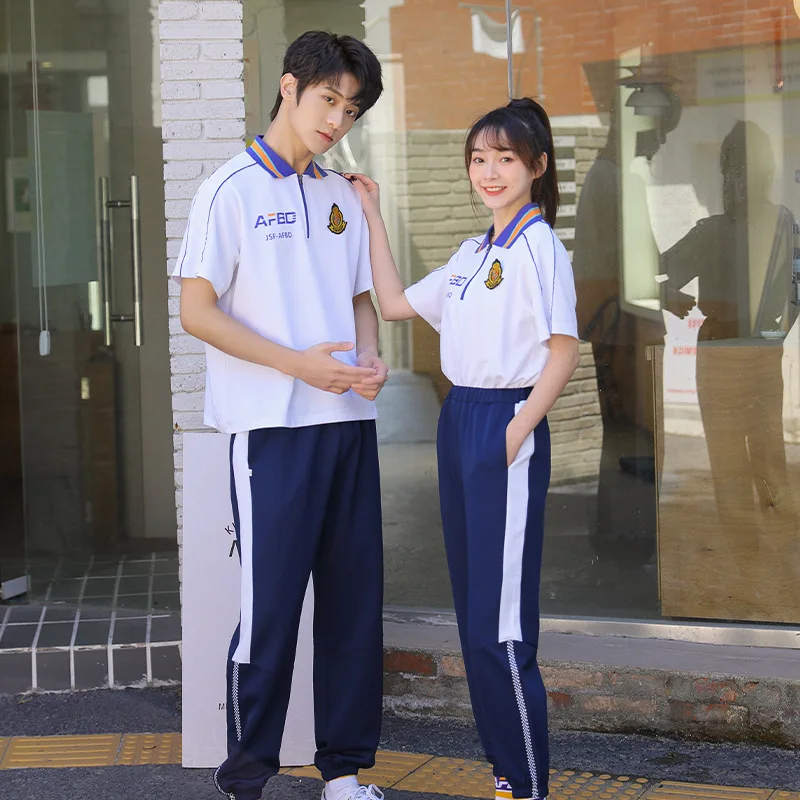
[{"left": 270, "top": 31, "right": 383, "bottom": 121}]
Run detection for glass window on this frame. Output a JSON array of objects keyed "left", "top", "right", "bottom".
[
  {"left": 0, "top": 0, "right": 176, "bottom": 610},
  {"left": 243, "top": 0, "right": 800, "bottom": 627},
  {"left": 243, "top": 0, "right": 506, "bottom": 609},
  {"left": 566, "top": 2, "right": 800, "bottom": 623}
]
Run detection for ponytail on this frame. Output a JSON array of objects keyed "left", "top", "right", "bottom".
[
  {"left": 464, "top": 97, "right": 560, "bottom": 228},
  {"left": 506, "top": 98, "right": 559, "bottom": 227}
]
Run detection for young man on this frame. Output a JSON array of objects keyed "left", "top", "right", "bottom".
[{"left": 174, "top": 31, "right": 387, "bottom": 800}]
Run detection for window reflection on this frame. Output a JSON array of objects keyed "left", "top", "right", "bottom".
[
  {"left": 659, "top": 119, "right": 800, "bottom": 622},
  {"left": 242, "top": 0, "right": 800, "bottom": 624}
]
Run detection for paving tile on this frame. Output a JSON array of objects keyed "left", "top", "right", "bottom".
[
  {"left": 112, "top": 648, "right": 147, "bottom": 687},
  {"left": 150, "top": 644, "right": 182, "bottom": 683},
  {"left": 73, "top": 649, "right": 109, "bottom": 690},
  {"left": 551, "top": 770, "right": 650, "bottom": 799},
  {"left": 43, "top": 606, "right": 79, "bottom": 623},
  {"left": 36, "top": 651, "right": 71, "bottom": 691},
  {"left": 287, "top": 750, "right": 433, "bottom": 788},
  {"left": 116, "top": 734, "right": 181, "bottom": 766},
  {"left": 0, "top": 735, "right": 122, "bottom": 769},
  {"left": 36, "top": 622, "right": 76, "bottom": 648},
  {"left": 0, "top": 624, "right": 38, "bottom": 649},
  {"left": 112, "top": 619, "right": 149, "bottom": 646},
  {"left": 392, "top": 756, "right": 495, "bottom": 798},
  {"left": 0, "top": 652, "right": 32, "bottom": 694},
  {"left": 74, "top": 620, "right": 110, "bottom": 647},
  {"left": 149, "top": 614, "right": 181, "bottom": 643},
  {"left": 642, "top": 784, "right": 773, "bottom": 800}
]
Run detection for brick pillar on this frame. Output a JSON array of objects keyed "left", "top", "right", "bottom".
[{"left": 159, "top": 0, "right": 245, "bottom": 547}]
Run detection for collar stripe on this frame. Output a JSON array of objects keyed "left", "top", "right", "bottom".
[
  {"left": 476, "top": 204, "right": 544, "bottom": 251},
  {"left": 501, "top": 206, "right": 543, "bottom": 248},
  {"left": 249, "top": 138, "right": 285, "bottom": 178},
  {"left": 247, "top": 136, "right": 327, "bottom": 180}
]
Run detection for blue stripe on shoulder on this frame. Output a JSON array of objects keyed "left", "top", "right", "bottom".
[
  {"left": 199, "top": 163, "right": 257, "bottom": 264},
  {"left": 177, "top": 191, "right": 201, "bottom": 276},
  {"left": 520, "top": 231, "right": 544, "bottom": 295},
  {"left": 459, "top": 236, "right": 482, "bottom": 251}
]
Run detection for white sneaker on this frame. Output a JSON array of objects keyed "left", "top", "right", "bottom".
[{"left": 321, "top": 784, "right": 384, "bottom": 800}]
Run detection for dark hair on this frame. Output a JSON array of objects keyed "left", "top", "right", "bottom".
[
  {"left": 464, "top": 98, "right": 559, "bottom": 227},
  {"left": 270, "top": 31, "right": 383, "bottom": 121}
]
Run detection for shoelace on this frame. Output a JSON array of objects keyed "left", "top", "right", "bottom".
[{"left": 349, "top": 786, "right": 384, "bottom": 800}]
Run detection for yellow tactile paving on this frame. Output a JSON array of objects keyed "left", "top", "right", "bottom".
[
  {"left": 0, "top": 734, "right": 122, "bottom": 769},
  {"left": 286, "top": 749, "right": 433, "bottom": 787},
  {"left": 551, "top": 770, "right": 650, "bottom": 799},
  {"left": 393, "top": 755, "right": 496, "bottom": 797},
  {"left": 0, "top": 732, "right": 793, "bottom": 800},
  {"left": 641, "top": 784, "right": 773, "bottom": 799},
  {"left": 116, "top": 733, "right": 182, "bottom": 765}
]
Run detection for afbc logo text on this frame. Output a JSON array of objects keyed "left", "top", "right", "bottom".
[{"left": 254, "top": 212, "right": 297, "bottom": 228}]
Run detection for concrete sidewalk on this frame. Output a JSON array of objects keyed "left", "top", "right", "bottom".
[{"left": 0, "top": 689, "right": 798, "bottom": 800}]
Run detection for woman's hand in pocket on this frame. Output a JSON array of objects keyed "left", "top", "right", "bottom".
[{"left": 505, "top": 417, "right": 530, "bottom": 466}]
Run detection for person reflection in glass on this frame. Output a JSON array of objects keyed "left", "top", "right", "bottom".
[
  {"left": 572, "top": 89, "right": 680, "bottom": 576},
  {"left": 661, "top": 120, "right": 798, "bottom": 609}
]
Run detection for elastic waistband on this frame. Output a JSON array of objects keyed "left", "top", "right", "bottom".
[{"left": 447, "top": 386, "right": 532, "bottom": 404}]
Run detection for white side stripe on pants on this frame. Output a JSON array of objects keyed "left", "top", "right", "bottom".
[
  {"left": 498, "top": 401, "right": 535, "bottom": 643},
  {"left": 232, "top": 432, "right": 253, "bottom": 664}
]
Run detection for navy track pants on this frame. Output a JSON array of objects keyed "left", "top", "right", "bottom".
[
  {"left": 437, "top": 387, "right": 550, "bottom": 800},
  {"left": 214, "top": 421, "right": 383, "bottom": 800}
]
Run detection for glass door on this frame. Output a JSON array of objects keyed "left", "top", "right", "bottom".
[{"left": 1, "top": 0, "right": 174, "bottom": 595}]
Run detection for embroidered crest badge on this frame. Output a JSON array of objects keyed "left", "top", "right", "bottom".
[
  {"left": 485, "top": 259, "right": 503, "bottom": 289},
  {"left": 328, "top": 203, "right": 347, "bottom": 234}
]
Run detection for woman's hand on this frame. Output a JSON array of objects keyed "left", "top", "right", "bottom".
[
  {"left": 505, "top": 334, "right": 580, "bottom": 465},
  {"left": 505, "top": 416, "right": 530, "bottom": 466},
  {"left": 345, "top": 173, "right": 381, "bottom": 219}
]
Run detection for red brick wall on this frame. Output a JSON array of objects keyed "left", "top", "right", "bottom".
[{"left": 390, "top": 0, "right": 800, "bottom": 126}]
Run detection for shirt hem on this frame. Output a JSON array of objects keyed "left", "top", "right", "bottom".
[{"left": 203, "top": 407, "right": 378, "bottom": 435}]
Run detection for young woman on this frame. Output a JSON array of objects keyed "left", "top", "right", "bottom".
[{"left": 349, "top": 98, "right": 579, "bottom": 800}]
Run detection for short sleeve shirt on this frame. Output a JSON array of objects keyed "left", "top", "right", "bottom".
[
  {"left": 172, "top": 137, "right": 375, "bottom": 434},
  {"left": 405, "top": 203, "right": 578, "bottom": 388}
]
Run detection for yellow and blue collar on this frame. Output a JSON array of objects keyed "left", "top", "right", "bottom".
[
  {"left": 247, "top": 136, "right": 327, "bottom": 179},
  {"left": 477, "top": 203, "right": 543, "bottom": 251}
]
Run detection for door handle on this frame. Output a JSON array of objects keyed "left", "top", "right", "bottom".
[
  {"left": 98, "top": 177, "right": 113, "bottom": 347},
  {"left": 97, "top": 175, "right": 145, "bottom": 348},
  {"left": 130, "top": 176, "right": 144, "bottom": 347}
]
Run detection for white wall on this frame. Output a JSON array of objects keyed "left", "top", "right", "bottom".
[{"left": 160, "top": 0, "right": 246, "bottom": 552}]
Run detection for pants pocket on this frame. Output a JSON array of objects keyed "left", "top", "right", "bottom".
[{"left": 507, "top": 400, "right": 535, "bottom": 468}]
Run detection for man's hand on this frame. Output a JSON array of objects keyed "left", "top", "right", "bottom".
[
  {"left": 294, "top": 342, "right": 377, "bottom": 395},
  {"left": 351, "top": 352, "right": 389, "bottom": 401}
]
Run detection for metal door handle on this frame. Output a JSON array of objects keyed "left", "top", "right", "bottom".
[
  {"left": 99, "top": 177, "right": 113, "bottom": 347},
  {"left": 130, "top": 176, "right": 144, "bottom": 347},
  {"left": 97, "top": 175, "right": 144, "bottom": 347}
]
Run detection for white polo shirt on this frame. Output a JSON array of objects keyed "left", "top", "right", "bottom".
[
  {"left": 172, "top": 136, "right": 376, "bottom": 434},
  {"left": 405, "top": 203, "right": 578, "bottom": 388}
]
